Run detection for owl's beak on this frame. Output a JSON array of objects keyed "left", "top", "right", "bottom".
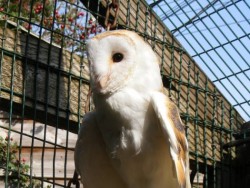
[
  {"left": 92, "top": 74, "right": 109, "bottom": 93},
  {"left": 97, "top": 75, "right": 108, "bottom": 89}
]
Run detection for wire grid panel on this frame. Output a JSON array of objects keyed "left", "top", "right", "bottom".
[
  {"left": 148, "top": 0, "right": 250, "bottom": 121},
  {"left": 0, "top": 0, "right": 90, "bottom": 187},
  {"left": 0, "top": 0, "right": 247, "bottom": 188},
  {"left": 0, "top": 21, "right": 89, "bottom": 131},
  {"left": 0, "top": 112, "right": 77, "bottom": 187}
]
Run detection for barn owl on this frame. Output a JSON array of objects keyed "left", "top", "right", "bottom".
[{"left": 74, "top": 30, "right": 191, "bottom": 188}]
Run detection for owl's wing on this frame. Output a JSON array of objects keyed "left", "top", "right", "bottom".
[
  {"left": 151, "top": 92, "right": 191, "bottom": 188},
  {"left": 74, "top": 112, "right": 126, "bottom": 188}
]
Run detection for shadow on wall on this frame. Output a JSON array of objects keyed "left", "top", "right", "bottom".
[
  {"left": 0, "top": 20, "right": 90, "bottom": 133},
  {"left": 232, "top": 121, "right": 250, "bottom": 188}
]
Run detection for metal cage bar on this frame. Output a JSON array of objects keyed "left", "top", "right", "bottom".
[{"left": 0, "top": 0, "right": 249, "bottom": 187}]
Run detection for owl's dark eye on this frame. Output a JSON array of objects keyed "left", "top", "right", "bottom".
[{"left": 112, "top": 53, "right": 124, "bottom": 63}]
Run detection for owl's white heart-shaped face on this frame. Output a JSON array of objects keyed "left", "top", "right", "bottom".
[
  {"left": 87, "top": 30, "right": 162, "bottom": 95},
  {"left": 87, "top": 31, "right": 136, "bottom": 94}
]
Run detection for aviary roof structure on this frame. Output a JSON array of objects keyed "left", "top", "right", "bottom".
[{"left": 147, "top": 0, "right": 250, "bottom": 121}]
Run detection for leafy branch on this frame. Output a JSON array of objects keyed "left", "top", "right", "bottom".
[{"left": 0, "top": 0, "right": 102, "bottom": 53}]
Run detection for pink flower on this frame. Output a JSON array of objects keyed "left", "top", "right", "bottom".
[
  {"left": 68, "top": 17, "right": 73, "bottom": 22},
  {"left": 78, "top": 12, "right": 84, "bottom": 17}
]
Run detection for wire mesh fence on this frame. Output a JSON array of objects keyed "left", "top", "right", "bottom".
[
  {"left": 0, "top": 0, "right": 249, "bottom": 188},
  {"left": 148, "top": 0, "right": 250, "bottom": 121}
]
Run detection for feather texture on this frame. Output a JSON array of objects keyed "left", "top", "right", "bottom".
[
  {"left": 151, "top": 92, "right": 191, "bottom": 188},
  {"left": 74, "top": 30, "right": 191, "bottom": 188}
]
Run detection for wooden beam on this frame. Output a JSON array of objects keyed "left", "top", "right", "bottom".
[{"left": 0, "top": 21, "right": 89, "bottom": 133}]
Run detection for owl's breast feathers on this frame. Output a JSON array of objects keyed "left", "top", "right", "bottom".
[
  {"left": 76, "top": 30, "right": 191, "bottom": 188},
  {"left": 93, "top": 88, "right": 190, "bottom": 188}
]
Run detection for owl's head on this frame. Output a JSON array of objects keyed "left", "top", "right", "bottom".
[{"left": 86, "top": 30, "right": 162, "bottom": 95}]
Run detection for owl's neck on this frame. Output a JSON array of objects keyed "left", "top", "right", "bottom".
[
  {"left": 94, "top": 87, "right": 150, "bottom": 115},
  {"left": 93, "top": 87, "right": 154, "bottom": 155}
]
